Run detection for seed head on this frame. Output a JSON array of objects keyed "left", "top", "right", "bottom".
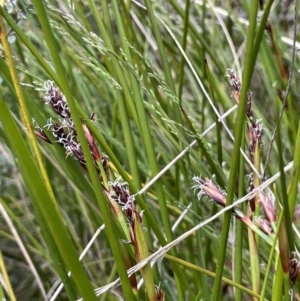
[
  {"left": 254, "top": 216, "right": 272, "bottom": 235},
  {"left": 193, "top": 176, "right": 226, "bottom": 207},
  {"left": 109, "top": 179, "right": 141, "bottom": 223},
  {"left": 259, "top": 189, "right": 276, "bottom": 223},
  {"left": 227, "top": 69, "right": 241, "bottom": 105},
  {"left": 248, "top": 120, "right": 262, "bottom": 160},
  {"left": 44, "top": 81, "right": 71, "bottom": 120}
]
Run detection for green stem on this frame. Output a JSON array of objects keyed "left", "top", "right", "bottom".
[{"left": 211, "top": 2, "right": 259, "bottom": 300}]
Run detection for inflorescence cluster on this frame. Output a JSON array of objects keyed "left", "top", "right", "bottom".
[{"left": 192, "top": 70, "right": 300, "bottom": 288}]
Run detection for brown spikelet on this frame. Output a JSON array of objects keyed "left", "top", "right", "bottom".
[
  {"left": 44, "top": 81, "right": 71, "bottom": 119},
  {"left": 289, "top": 252, "right": 300, "bottom": 287},
  {"left": 259, "top": 190, "right": 276, "bottom": 223},
  {"left": 193, "top": 176, "right": 226, "bottom": 207},
  {"left": 255, "top": 217, "right": 273, "bottom": 235},
  {"left": 82, "top": 123, "right": 101, "bottom": 162},
  {"left": 227, "top": 69, "right": 241, "bottom": 105}
]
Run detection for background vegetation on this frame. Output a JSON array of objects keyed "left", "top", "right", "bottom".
[{"left": 0, "top": 0, "right": 300, "bottom": 300}]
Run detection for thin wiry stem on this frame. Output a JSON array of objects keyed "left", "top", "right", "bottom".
[
  {"left": 48, "top": 225, "right": 106, "bottom": 301},
  {"left": 206, "top": 0, "right": 242, "bottom": 76},
  {"left": 0, "top": 202, "right": 47, "bottom": 298}
]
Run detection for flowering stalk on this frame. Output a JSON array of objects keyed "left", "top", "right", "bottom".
[
  {"left": 192, "top": 177, "right": 276, "bottom": 249},
  {"left": 228, "top": 70, "right": 262, "bottom": 214},
  {"left": 34, "top": 81, "right": 160, "bottom": 299},
  {"left": 228, "top": 69, "right": 263, "bottom": 299},
  {"left": 107, "top": 180, "right": 157, "bottom": 301},
  {"left": 108, "top": 196, "right": 139, "bottom": 298},
  {"left": 33, "top": 81, "right": 109, "bottom": 181},
  {"left": 227, "top": 70, "right": 300, "bottom": 294},
  {"left": 193, "top": 178, "right": 253, "bottom": 230}
]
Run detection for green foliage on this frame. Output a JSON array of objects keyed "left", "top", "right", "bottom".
[{"left": 0, "top": 0, "right": 300, "bottom": 300}]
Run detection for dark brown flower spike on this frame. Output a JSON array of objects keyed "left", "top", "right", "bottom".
[
  {"left": 44, "top": 81, "right": 71, "bottom": 120},
  {"left": 289, "top": 252, "right": 300, "bottom": 287},
  {"left": 248, "top": 120, "right": 262, "bottom": 160},
  {"left": 33, "top": 81, "right": 107, "bottom": 179},
  {"left": 109, "top": 179, "right": 142, "bottom": 223},
  {"left": 227, "top": 69, "right": 253, "bottom": 120},
  {"left": 227, "top": 69, "right": 241, "bottom": 105}
]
